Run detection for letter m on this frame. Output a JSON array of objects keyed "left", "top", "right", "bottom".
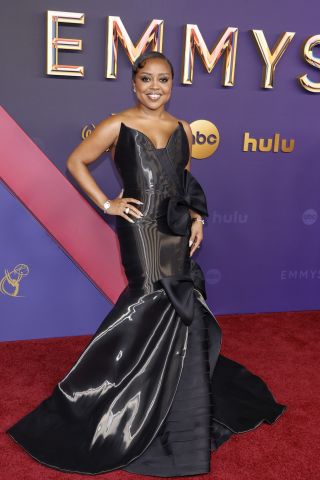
[
  {"left": 105, "top": 16, "right": 164, "bottom": 79},
  {"left": 182, "top": 25, "right": 238, "bottom": 85}
]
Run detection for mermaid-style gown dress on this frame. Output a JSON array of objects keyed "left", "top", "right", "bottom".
[{"left": 6, "top": 120, "right": 287, "bottom": 477}]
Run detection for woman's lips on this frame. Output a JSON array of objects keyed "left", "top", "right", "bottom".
[{"left": 146, "top": 93, "right": 161, "bottom": 101}]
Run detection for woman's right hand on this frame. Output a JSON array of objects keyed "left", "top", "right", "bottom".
[{"left": 105, "top": 190, "right": 144, "bottom": 223}]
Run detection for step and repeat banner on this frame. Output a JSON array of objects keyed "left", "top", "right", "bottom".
[{"left": 1, "top": 0, "right": 319, "bottom": 341}]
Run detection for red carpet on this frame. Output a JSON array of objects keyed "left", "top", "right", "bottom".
[{"left": 1, "top": 310, "right": 319, "bottom": 479}]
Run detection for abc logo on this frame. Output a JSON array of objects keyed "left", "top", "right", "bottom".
[
  {"left": 81, "top": 123, "right": 96, "bottom": 139},
  {"left": 190, "top": 120, "right": 220, "bottom": 159},
  {"left": 302, "top": 209, "right": 318, "bottom": 225},
  {"left": 206, "top": 268, "right": 222, "bottom": 285},
  {"left": 82, "top": 123, "right": 110, "bottom": 152}
]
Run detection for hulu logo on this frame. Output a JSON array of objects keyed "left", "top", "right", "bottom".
[{"left": 243, "top": 132, "right": 295, "bottom": 153}]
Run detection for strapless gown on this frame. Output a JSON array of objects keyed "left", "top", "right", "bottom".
[{"left": 6, "top": 120, "right": 287, "bottom": 477}]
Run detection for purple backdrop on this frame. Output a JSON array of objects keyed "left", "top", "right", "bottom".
[{"left": 1, "top": 0, "right": 319, "bottom": 341}]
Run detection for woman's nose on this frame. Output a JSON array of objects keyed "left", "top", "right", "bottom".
[{"left": 150, "top": 79, "right": 160, "bottom": 88}]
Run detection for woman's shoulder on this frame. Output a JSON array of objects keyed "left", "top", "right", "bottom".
[
  {"left": 96, "top": 111, "right": 135, "bottom": 147},
  {"left": 93, "top": 112, "right": 133, "bottom": 155},
  {"left": 99, "top": 108, "right": 136, "bottom": 124},
  {"left": 161, "top": 114, "right": 191, "bottom": 130}
]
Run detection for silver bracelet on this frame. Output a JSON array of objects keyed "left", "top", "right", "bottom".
[
  {"left": 103, "top": 200, "right": 111, "bottom": 213},
  {"left": 192, "top": 217, "right": 205, "bottom": 224}
]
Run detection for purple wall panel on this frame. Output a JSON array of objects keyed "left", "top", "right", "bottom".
[
  {"left": 1, "top": 0, "right": 319, "bottom": 340},
  {"left": 0, "top": 182, "right": 111, "bottom": 341}
]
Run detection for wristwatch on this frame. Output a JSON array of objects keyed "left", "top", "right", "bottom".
[
  {"left": 192, "top": 217, "right": 205, "bottom": 224},
  {"left": 103, "top": 200, "right": 111, "bottom": 213}
]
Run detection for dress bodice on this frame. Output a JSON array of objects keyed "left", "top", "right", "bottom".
[
  {"left": 114, "top": 121, "right": 189, "bottom": 197},
  {"left": 113, "top": 120, "right": 209, "bottom": 237}
]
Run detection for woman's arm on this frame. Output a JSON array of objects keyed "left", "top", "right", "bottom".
[
  {"left": 183, "top": 120, "right": 192, "bottom": 173},
  {"left": 66, "top": 116, "right": 143, "bottom": 223},
  {"left": 181, "top": 120, "right": 203, "bottom": 222},
  {"left": 66, "top": 117, "right": 119, "bottom": 210},
  {"left": 180, "top": 120, "right": 204, "bottom": 256}
]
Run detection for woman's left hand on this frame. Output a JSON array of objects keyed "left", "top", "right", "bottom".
[{"left": 188, "top": 220, "right": 203, "bottom": 257}]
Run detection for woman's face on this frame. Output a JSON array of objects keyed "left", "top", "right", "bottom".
[{"left": 133, "top": 58, "right": 173, "bottom": 110}]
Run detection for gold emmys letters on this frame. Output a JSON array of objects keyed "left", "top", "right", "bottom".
[{"left": 46, "top": 11, "right": 320, "bottom": 92}]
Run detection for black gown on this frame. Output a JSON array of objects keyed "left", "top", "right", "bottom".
[{"left": 6, "top": 120, "right": 287, "bottom": 477}]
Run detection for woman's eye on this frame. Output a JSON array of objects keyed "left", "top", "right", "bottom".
[{"left": 140, "top": 77, "right": 169, "bottom": 82}]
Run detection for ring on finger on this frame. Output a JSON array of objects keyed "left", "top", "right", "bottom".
[{"left": 125, "top": 207, "right": 130, "bottom": 214}]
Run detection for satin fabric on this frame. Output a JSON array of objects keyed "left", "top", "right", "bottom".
[{"left": 6, "top": 120, "right": 287, "bottom": 476}]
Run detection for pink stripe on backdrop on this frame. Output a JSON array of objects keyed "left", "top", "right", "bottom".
[{"left": 0, "top": 106, "right": 127, "bottom": 303}]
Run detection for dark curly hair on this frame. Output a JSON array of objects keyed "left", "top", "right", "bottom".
[{"left": 132, "top": 52, "right": 174, "bottom": 80}]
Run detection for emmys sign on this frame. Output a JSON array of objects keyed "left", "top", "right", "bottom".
[{"left": 46, "top": 11, "right": 320, "bottom": 92}]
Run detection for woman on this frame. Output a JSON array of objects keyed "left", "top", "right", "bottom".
[{"left": 6, "top": 52, "right": 287, "bottom": 477}]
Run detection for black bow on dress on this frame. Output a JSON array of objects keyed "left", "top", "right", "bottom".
[
  {"left": 154, "top": 273, "right": 195, "bottom": 326},
  {"left": 167, "top": 169, "right": 209, "bottom": 236},
  {"left": 153, "top": 169, "right": 209, "bottom": 326},
  {"left": 154, "top": 258, "right": 208, "bottom": 327}
]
